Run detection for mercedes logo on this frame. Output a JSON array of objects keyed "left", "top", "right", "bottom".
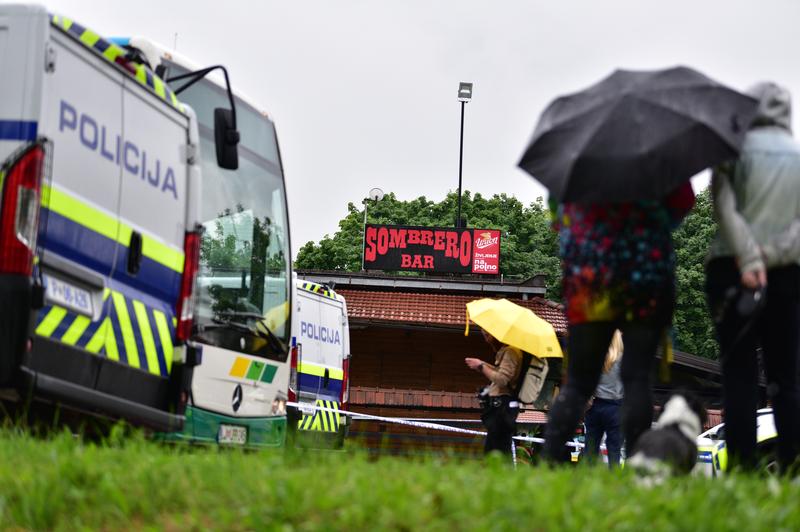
[{"left": 232, "top": 384, "right": 243, "bottom": 412}]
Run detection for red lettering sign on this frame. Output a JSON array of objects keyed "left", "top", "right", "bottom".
[{"left": 363, "top": 224, "right": 500, "bottom": 275}]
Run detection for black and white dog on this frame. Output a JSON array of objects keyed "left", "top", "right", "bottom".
[{"left": 627, "top": 393, "right": 706, "bottom": 483}]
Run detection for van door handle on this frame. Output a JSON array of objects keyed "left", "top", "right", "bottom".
[
  {"left": 323, "top": 368, "right": 330, "bottom": 388},
  {"left": 127, "top": 231, "right": 143, "bottom": 275}
]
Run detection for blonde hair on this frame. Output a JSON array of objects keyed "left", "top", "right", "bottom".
[{"left": 602, "top": 330, "right": 624, "bottom": 374}]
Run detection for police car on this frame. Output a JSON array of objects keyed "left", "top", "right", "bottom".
[{"left": 695, "top": 408, "right": 779, "bottom": 476}]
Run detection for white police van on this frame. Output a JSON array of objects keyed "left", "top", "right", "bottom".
[
  {"left": 0, "top": 5, "right": 241, "bottom": 430},
  {"left": 288, "top": 275, "right": 351, "bottom": 448}
]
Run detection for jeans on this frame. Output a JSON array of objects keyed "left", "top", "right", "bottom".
[
  {"left": 543, "top": 322, "right": 661, "bottom": 463},
  {"left": 584, "top": 397, "right": 623, "bottom": 468},
  {"left": 706, "top": 258, "right": 800, "bottom": 473}
]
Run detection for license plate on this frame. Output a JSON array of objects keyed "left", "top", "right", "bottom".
[
  {"left": 44, "top": 274, "right": 94, "bottom": 316},
  {"left": 218, "top": 424, "right": 247, "bottom": 445},
  {"left": 298, "top": 403, "right": 316, "bottom": 415}
]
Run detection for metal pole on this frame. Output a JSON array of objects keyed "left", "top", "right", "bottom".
[
  {"left": 456, "top": 100, "right": 465, "bottom": 227},
  {"left": 361, "top": 200, "right": 368, "bottom": 271}
]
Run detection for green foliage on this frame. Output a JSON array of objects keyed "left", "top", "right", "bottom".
[
  {"left": 297, "top": 188, "right": 722, "bottom": 359},
  {"left": 295, "top": 191, "right": 562, "bottom": 297},
  {"left": 673, "top": 188, "right": 719, "bottom": 359},
  {"left": 1, "top": 430, "right": 799, "bottom": 530}
]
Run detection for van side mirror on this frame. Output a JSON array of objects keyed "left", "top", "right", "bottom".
[{"left": 214, "top": 108, "right": 240, "bottom": 170}]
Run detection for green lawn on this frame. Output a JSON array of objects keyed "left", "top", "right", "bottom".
[{"left": 0, "top": 429, "right": 798, "bottom": 531}]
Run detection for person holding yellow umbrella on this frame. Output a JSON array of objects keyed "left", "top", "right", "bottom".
[{"left": 464, "top": 298, "right": 563, "bottom": 455}]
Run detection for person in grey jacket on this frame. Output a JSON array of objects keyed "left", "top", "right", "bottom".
[
  {"left": 583, "top": 330, "right": 624, "bottom": 468},
  {"left": 706, "top": 81, "right": 800, "bottom": 473}
]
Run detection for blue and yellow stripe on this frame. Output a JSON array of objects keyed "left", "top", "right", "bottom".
[
  {"left": 34, "top": 288, "right": 176, "bottom": 377},
  {"left": 298, "top": 400, "right": 341, "bottom": 433},
  {"left": 298, "top": 281, "right": 340, "bottom": 301},
  {"left": 49, "top": 14, "right": 184, "bottom": 114}
]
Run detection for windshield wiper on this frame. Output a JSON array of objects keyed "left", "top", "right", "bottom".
[{"left": 204, "top": 310, "right": 286, "bottom": 354}]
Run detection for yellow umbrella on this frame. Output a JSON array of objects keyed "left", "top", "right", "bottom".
[{"left": 465, "top": 298, "right": 563, "bottom": 358}]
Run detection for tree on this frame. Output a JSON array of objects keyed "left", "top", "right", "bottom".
[
  {"left": 295, "top": 191, "right": 562, "bottom": 297},
  {"left": 672, "top": 188, "right": 719, "bottom": 359},
  {"left": 296, "top": 188, "right": 721, "bottom": 359}
]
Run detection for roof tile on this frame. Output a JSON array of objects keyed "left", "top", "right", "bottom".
[{"left": 338, "top": 290, "right": 567, "bottom": 334}]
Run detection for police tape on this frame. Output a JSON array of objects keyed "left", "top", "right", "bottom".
[{"left": 286, "top": 401, "right": 585, "bottom": 449}]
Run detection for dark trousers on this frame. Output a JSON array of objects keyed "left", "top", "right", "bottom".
[
  {"left": 706, "top": 258, "right": 800, "bottom": 473},
  {"left": 481, "top": 396, "right": 519, "bottom": 455},
  {"left": 543, "top": 322, "right": 661, "bottom": 463},
  {"left": 584, "top": 397, "right": 623, "bottom": 468}
]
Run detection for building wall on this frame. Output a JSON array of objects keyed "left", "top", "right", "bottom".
[{"left": 350, "top": 326, "right": 494, "bottom": 393}]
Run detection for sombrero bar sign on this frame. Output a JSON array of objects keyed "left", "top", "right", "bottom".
[{"left": 363, "top": 224, "right": 501, "bottom": 275}]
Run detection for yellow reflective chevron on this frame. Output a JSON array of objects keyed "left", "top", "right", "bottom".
[
  {"left": 298, "top": 400, "right": 340, "bottom": 433},
  {"left": 49, "top": 13, "right": 185, "bottom": 113},
  {"left": 61, "top": 315, "right": 91, "bottom": 345},
  {"left": 153, "top": 310, "right": 174, "bottom": 373},
  {"left": 133, "top": 300, "right": 160, "bottom": 374},
  {"left": 34, "top": 290, "right": 175, "bottom": 377},
  {"left": 42, "top": 185, "right": 184, "bottom": 273},
  {"left": 35, "top": 306, "right": 67, "bottom": 337},
  {"left": 298, "top": 281, "right": 340, "bottom": 301},
  {"left": 111, "top": 292, "right": 140, "bottom": 369}
]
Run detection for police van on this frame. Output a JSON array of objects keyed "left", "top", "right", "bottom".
[
  {"left": 0, "top": 6, "right": 241, "bottom": 430},
  {"left": 111, "top": 38, "right": 294, "bottom": 448},
  {"left": 288, "top": 276, "right": 351, "bottom": 448}
]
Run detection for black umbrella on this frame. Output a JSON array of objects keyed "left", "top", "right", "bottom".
[{"left": 518, "top": 66, "right": 759, "bottom": 203}]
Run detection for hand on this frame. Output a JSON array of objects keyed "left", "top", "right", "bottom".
[
  {"left": 741, "top": 268, "right": 767, "bottom": 289},
  {"left": 465, "top": 357, "right": 484, "bottom": 371}
]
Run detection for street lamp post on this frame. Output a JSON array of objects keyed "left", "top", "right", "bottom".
[
  {"left": 361, "top": 187, "right": 384, "bottom": 271},
  {"left": 456, "top": 82, "right": 472, "bottom": 228}
]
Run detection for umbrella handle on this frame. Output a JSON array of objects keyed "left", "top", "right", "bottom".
[{"left": 464, "top": 309, "right": 470, "bottom": 336}]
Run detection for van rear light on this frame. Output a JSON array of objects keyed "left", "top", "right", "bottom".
[
  {"left": 288, "top": 343, "right": 300, "bottom": 402},
  {"left": 0, "top": 144, "right": 45, "bottom": 275},
  {"left": 175, "top": 231, "right": 200, "bottom": 342},
  {"left": 340, "top": 356, "right": 350, "bottom": 409}
]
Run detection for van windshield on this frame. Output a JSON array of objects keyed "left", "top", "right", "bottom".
[{"left": 166, "top": 63, "right": 290, "bottom": 361}]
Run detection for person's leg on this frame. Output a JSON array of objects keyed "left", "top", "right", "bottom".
[
  {"left": 583, "top": 403, "right": 603, "bottom": 464},
  {"left": 543, "top": 322, "right": 615, "bottom": 463},
  {"left": 760, "top": 266, "right": 800, "bottom": 473},
  {"left": 618, "top": 323, "right": 661, "bottom": 453},
  {"left": 706, "top": 260, "right": 759, "bottom": 471},
  {"left": 603, "top": 402, "right": 623, "bottom": 468}
]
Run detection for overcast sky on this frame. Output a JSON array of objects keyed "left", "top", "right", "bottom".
[{"left": 41, "top": 0, "right": 800, "bottom": 256}]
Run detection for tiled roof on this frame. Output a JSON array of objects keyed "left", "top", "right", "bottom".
[{"left": 338, "top": 289, "right": 567, "bottom": 334}]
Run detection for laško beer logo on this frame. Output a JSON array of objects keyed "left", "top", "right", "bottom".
[
  {"left": 363, "top": 224, "right": 500, "bottom": 275},
  {"left": 475, "top": 232, "right": 499, "bottom": 249}
]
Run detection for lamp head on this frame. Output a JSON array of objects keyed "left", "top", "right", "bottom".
[
  {"left": 458, "top": 82, "right": 473, "bottom": 102},
  {"left": 368, "top": 187, "right": 384, "bottom": 202}
]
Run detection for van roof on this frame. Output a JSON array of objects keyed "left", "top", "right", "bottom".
[{"left": 297, "top": 280, "right": 342, "bottom": 302}]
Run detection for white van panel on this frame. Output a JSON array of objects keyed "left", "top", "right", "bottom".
[
  {"left": 0, "top": 4, "right": 47, "bottom": 162},
  {"left": 191, "top": 343, "right": 289, "bottom": 418},
  {"left": 296, "top": 290, "right": 345, "bottom": 370},
  {"left": 39, "top": 31, "right": 123, "bottom": 215},
  {"left": 118, "top": 80, "right": 188, "bottom": 249}
]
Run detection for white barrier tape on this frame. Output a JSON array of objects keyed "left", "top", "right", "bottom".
[{"left": 287, "top": 401, "right": 585, "bottom": 449}]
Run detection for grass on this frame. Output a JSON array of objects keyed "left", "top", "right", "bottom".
[{"left": 0, "top": 428, "right": 798, "bottom": 531}]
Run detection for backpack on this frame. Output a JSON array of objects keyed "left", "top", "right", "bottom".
[{"left": 513, "top": 351, "right": 549, "bottom": 404}]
